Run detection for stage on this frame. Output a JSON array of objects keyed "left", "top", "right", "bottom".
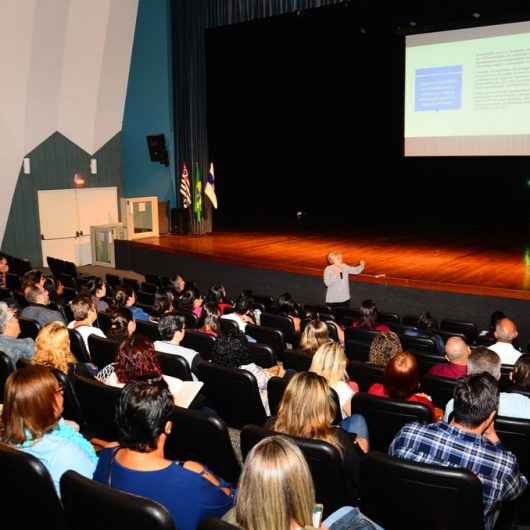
[{"left": 114, "top": 228, "right": 530, "bottom": 345}]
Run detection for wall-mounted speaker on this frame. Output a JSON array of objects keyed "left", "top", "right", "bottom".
[{"left": 146, "top": 134, "right": 169, "bottom": 166}]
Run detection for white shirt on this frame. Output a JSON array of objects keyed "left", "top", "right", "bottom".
[
  {"left": 221, "top": 312, "right": 247, "bottom": 332},
  {"left": 67, "top": 322, "right": 106, "bottom": 353},
  {"left": 445, "top": 392, "right": 530, "bottom": 421},
  {"left": 489, "top": 342, "right": 522, "bottom": 365},
  {"left": 330, "top": 381, "right": 355, "bottom": 419}
]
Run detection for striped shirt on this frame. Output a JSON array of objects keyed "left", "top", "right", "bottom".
[{"left": 389, "top": 421, "right": 527, "bottom": 525}]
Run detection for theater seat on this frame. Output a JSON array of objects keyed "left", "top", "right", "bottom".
[
  {"left": 0, "top": 442, "right": 68, "bottom": 529},
  {"left": 245, "top": 324, "right": 285, "bottom": 361},
  {"left": 60, "top": 471, "right": 176, "bottom": 530},
  {"left": 181, "top": 330, "right": 216, "bottom": 360},
  {"left": 68, "top": 329, "right": 91, "bottom": 363},
  {"left": 156, "top": 351, "right": 193, "bottom": 381},
  {"left": 359, "top": 451, "right": 484, "bottom": 530},
  {"left": 198, "top": 519, "right": 238, "bottom": 530},
  {"left": 0, "top": 351, "right": 15, "bottom": 403},
  {"left": 88, "top": 335, "right": 120, "bottom": 370}
]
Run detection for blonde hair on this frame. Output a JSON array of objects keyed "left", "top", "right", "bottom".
[
  {"left": 310, "top": 341, "right": 348, "bottom": 384},
  {"left": 236, "top": 436, "right": 315, "bottom": 530},
  {"left": 32, "top": 321, "right": 76, "bottom": 374},
  {"left": 299, "top": 319, "right": 331, "bottom": 356},
  {"left": 273, "top": 372, "right": 342, "bottom": 455}
]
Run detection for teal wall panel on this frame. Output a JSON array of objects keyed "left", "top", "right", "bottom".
[
  {"left": 122, "top": 0, "right": 176, "bottom": 206},
  {"left": 1, "top": 132, "right": 122, "bottom": 267}
]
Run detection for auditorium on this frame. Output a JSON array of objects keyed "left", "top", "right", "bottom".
[{"left": 2, "top": 1, "right": 530, "bottom": 529}]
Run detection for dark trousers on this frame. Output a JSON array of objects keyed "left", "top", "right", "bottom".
[{"left": 328, "top": 300, "right": 350, "bottom": 310}]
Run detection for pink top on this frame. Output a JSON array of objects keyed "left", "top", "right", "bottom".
[
  {"left": 368, "top": 383, "right": 434, "bottom": 414},
  {"left": 351, "top": 322, "right": 390, "bottom": 333},
  {"left": 428, "top": 362, "right": 467, "bottom": 380}
]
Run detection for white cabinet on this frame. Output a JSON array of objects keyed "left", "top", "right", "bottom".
[{"left": 38, "top": 187, "right": 118, "bottom": 266}]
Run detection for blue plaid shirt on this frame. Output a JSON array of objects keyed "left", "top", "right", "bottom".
[{"left": 389, "top": 422, "right": 527, "bottom": 524}]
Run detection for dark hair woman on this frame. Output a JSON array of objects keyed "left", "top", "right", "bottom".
[{"left": 351, "top": 300, "right": 389, "bottom": 332}]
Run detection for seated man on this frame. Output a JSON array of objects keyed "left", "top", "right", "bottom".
[
  {"left": 390, "top": 373, "right": 527, "bottom": 529},
  {"left": 427, "top": 336, "right": 469, "bottom": 379},
  {"left": 444, "top": 347, "right": 530, "bottom": 420},
  {"left": 21, "top": 286, "right": 65, "bottom": 327},
  {"left": 0, "top": 301, "right": 35, "bottom": 364},
  {"left": 489, "top": 318, "right": 522, "bottom": 365}
]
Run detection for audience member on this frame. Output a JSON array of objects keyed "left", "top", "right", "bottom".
[
  {"left": 390, "top": 373, "right": 527, "bottom": 529},
  {"left": 151, "top": 290, "right": 176, "bottom": 319},
  {"left": 93, "top": 379, "right": 234, "bottom": 530},
  {"left": 508, "top": 354, "right": 530, "bottom": 394},
  {"left": 21, "top": 286, "right": 65, "bottom": 326},
  {"left": 310, "top": 342, "right": 361, "bottom": 429},
  {"left": 403, "top": 312, "right": 444, "bottom": 354},
  {"left": 112, "top": 285, "right": 149, "bottom": 321},
  {"left": 223, "top": 435, "right": 380, "bottom": 530},
  {"left": 270, "top": 372, "right": 368, "bottom": 500},
  {"left": 81, "top": 277, "right": 109, "bottom": 312},
  {"left": 323, "top": 251, "right": 365, "bottom": 308},
  {"left": 0, "top": 301, "right": 35, "bottom": 364},
  {"left": 0, "top": 253, "right": 8, "bottom": 288},
  {"left": 1, "top": 365, "right": 97, "bottom": 495},
  {"left": 221, "top": 296, "right": 255, "bottom": 332},
  {"left": 298, "top": 318, "right": 332, "bottom": 357},
  {"left": 274, "top": 293, "right": 302, "bottom": 334},
  {"left": 106, "top": 308, "right": 136, "bottom": 342},
  {"left": 43, "top": 275, "right": 64, "bottom": 306},
  {"left": 206, "top": 284, "right": 233, "bottom": 315},
  {"left": 197, "top": 302, "right": 221, "bottom": 336},
  {"left": 21, "top": 270, "right": 46, "bottom": 297},
  {"left": 154, "top": 314, "right": 200, "bottom": 374},
  {"left": 444, "top": 347, "right": 530, "bottom": 420},
  {"left": 211, "top": 331, "right": 284, "bottom": 415},
  {"left": 67, "top": 295, "right": 106, "bottom": 353},
  {"left": 351, "top": 299, "right": 389, "bottom": 332},
  {"left": 489, "top": 318, "right": 521, "bottom": 365},
  {"left": 478, "top": 310, "right": 506, "bottom": 343},
  {"left": 367, "top": 330, "right": 402, "bottom": 367},
  {"left": 178, "top": 287, "right": 204, "bottom": 319},
  {"left": 428, "top": 336, "right": 469, "bottom": 379},
  {"left": 368, "top": 351, "right": 435, "bottom": 416},
  {"left": 170, "top": 273, "right": 186, "bottom": 296}
]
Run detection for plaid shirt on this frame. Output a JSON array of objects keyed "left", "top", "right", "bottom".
[{"left": 389, "top": 422, "right": 527, "bottom": 523}]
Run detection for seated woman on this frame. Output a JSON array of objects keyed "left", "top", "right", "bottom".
[
  {"left": 310, "top": 342, "right": 363, "bottom": 432},
  {"left": 32, "top": 320, "right": 94, "bottom": 379},
  {"left": 106, "top": 308, "right": 136, "bottom": 343},
  {"left": 170, "top": 272, "right": 186, "bottom": 296},
  {"left": 368, "top": 330, "right": 402, "bottom": 367},
  {"left": 403, "top": 312, "right": 444, "bottom": 354},
  {"left": 1, "top": 365, "right": 97, "bottom": 494},
  {"left": 220, "top": 296, "right": 255, "bottom": 333},
  {"left": 197, "top": 302, "right": 221, "bottom": 337},
  {"left": 112, "top": 285, "right": 149, "bottom": 321},
  {"left": 43, "top": 275, "right": 65, "bottom": 306},
  {"left": 508, "top": 354, "right": 530, "bottom": 394},
  {"left": 67, "top": 295, "right": 106, "bottom": 353},
  {"left": 274, "top": 293, "right": 302, "bottom": 334},
  {"left": 269, "top": 372, "right": 368, "bottom": 500},
  {"left": 211, "top": 331, "right": 284, "bottom": 416},
  {"left": 93, "top": 379, "right": 234, "bottom": 530},
  {"left": 368, "top": 351, "right": 435, "bottom": 416},
  {"left": 351, "top": 299, "right": 389, "bottom": 332},
  {"left": 151, "top": 290, "right": 176, "bottom": 320},
  {"left": 80, "top": 277, "right": 109, "bottom": 313},
  {"left": 96, "top": 335, "right": 196, "bottom": 407},
  {"left": 206, "top": 284, "right": 233, "bottom": 315},
  {"left": 298, "top": 318, "right": 332, "bottom": 358},
  {"left": 223, "top": 435, "right": 381, "bottom": 530},
  {"left": 178, "top": 287, "right": 204, "bottom": 320},
  {"left": 22, "top": 269, "right": 46, "bottom": 298}
]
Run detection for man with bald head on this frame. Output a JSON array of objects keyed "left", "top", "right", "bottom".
[
  {"left": 428, "top": 336, "right": 470, "bottom": 379},
  {"left": 489, "top": 318, "right": 521, "bottom": 365}
]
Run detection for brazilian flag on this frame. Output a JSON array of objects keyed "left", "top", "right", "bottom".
[{"left": 193, "top": 163, "right": 203, "bottom": 221}]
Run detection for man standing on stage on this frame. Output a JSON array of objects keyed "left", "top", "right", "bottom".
[{"left": 324, "top": 251, "right": 365, "bottom": 309}]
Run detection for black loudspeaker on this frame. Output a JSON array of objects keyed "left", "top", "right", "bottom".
[
  {"left": 171, "top": 208, "right": 189, "bottom": 235},
  {"left": 146, "top": 134, "right": 169, "bottom": 166}
]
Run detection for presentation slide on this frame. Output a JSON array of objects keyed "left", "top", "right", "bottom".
[{"left": 404, "top": 21, "right": 530, "bottom": 156}]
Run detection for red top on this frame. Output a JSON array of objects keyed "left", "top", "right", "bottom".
[
  {"left": 351, "top": 322, "right": 390, "bottom": 332},
  {"left": 428, "top": 362, "right": 467, "bottom": 380},
  {"left": 218, "top": 303, "right": 233, "bottom": 315},
  {"left": 368, "top": 383, "right": 434, "bottom": 414}
]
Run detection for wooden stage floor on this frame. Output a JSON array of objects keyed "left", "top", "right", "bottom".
[{"left": 132, "top": 228, "right": 530, "bottom": 301}]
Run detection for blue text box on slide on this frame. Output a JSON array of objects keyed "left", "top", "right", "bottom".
[{"left": 415, "top": 65, "right": 463, "bottom": 112}]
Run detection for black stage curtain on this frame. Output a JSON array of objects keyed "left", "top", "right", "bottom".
[{"left": 171, "top": 0, "right": 348, "bottom": 234}]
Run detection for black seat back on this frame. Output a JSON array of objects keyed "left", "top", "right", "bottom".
[
  {"left": 245, "top": 324, "right": 285, "bottom": 361},
  {"left": 156, "top": 351, "right": 193, "bottom": 381},
  {"left": 359, "top": 451, "right": 484, "bottom": 530},
  {"left": 60, "top": 471, "right": 176, "bottom": 530},
  {"left": 219, "top": 317, "right": 240, "bottom": 336},
  {"left": 260, "top": 313, "right": 297, "bottom": 347},
  {"left": 74, "top": 376, "right": 121, "bottom": 440},
  {"left": 52, "top": 368, "right": 85, "bottom": 429},
  {"left": 0, "top": 351, "right": 15, "bottom": 403},
  {"left": 415, "top": 352, "right": 448, "bottom": 375},
  {"left": 198, "top": 519, "right": 239, "bottom": 530},
  {"left": 88, "top": 335, "right": 120, "bottom": 370},
  {"left": 135, "top": 319, "right": 161, "bottom": 341},
  {"left": 18, "top": 316, "right": 40, "bottom": 340},
  {"left": 0, "top": 442, "right": 68, "bottom": 529},
  {"left": 196, "top": 362, "right": 266, "bottom": 428},
  {"left": 379, "top": 311, "right": 400, "bottom": 324},
  {"left": 283, "top": 349, "right": 312, "bottom": 372},
  {"left": 421, "top": 374, "right": 457, "bottom": 409},
  {"left": 69, "top": 328, "right": 91, "bottom": 363},
  {"left": 441, "top": 318, "right": 478, "bottom": 344},
  {"left": 165, "top": 406, "right": 241, "bottom": 484},
  {"left": 401, "top": 335, "right": 438, "bottom": 355},
  {"left": 97, "top": 312, "right": 112, "bottom": 334},
  {"left": 346, "top": 360, "right": 384, "bottom": 392},
  {"left": 240, "top": 425, "right": 350, "bottom": 517},
  {"left": 181, "top": 330, "right": 216, "bottom": 361},
  {"left": 247, "top": 341, "right": 276, "bottom": 368},
  {"left": 350, "top": 392, "right": 433, "bottom": 452}
]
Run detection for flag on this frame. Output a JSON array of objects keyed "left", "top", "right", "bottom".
[
  {"left": 193, "top": 163, "right": 203, "bottom": 221},
  {"left": 204, "top": 162, "right": 218, "bottom": 209},
  {"left": 180, "top": 163, "right": 191, "bottom": 208}
]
